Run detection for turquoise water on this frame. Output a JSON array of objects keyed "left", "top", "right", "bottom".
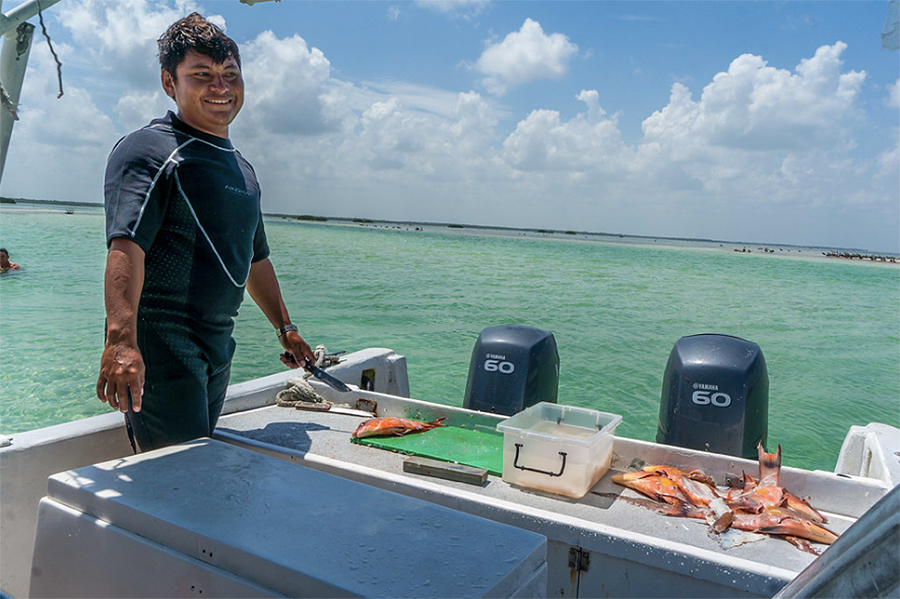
[{"left": 1, "top": 205, "right": 898, "bottom": 472}]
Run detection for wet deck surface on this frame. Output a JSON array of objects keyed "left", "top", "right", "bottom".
[{"left": 217, "top": 404, "right": 856, "bottom": 578}]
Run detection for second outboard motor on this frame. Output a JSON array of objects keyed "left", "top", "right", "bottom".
[
  {"left": 657, "top": 334, "right": 768, "bottom": 459},
  {"left": 463, "top": 325, "right": 559, "bottom": 416}
]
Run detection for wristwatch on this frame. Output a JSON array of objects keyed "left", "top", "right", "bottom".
[{"left": 276, "top": 324, "right": 298, "bottom": 337}]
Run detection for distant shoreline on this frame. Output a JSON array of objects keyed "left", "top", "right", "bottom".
[
  {"left": 274, "top": 214, "right": 900, "bottom": 264},
  {"left": 3, "top": 196, "right": 897, "bottom": 263}
]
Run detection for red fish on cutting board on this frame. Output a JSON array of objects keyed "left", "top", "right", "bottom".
[{"left": 351, "top": 416, "right": 446, "bottom": 439}]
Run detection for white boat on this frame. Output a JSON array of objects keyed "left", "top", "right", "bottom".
[
  {"left": 2, "top": 344, "right": 898, "bottom": 598},
  {"left": 3, "top": 1, "right": 898, "bottom": 596}
]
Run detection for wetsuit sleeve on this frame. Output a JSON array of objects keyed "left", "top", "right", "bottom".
[
  {"left": 104, "top": 132, "right": 171, "bottom": 252},
  {"left": 251, "top": 212, "right": 270, "bottom": 263}
]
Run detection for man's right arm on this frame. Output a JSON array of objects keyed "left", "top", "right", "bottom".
[{"left": 96, "top": 238, "right": 146, "bottom": 413}]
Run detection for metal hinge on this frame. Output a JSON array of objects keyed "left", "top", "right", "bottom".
[{"left": 568, "top": 547, "right": 590, "bottom": 572}]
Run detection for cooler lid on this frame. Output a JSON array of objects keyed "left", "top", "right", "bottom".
[{"left": 46, "top": 438, "right": 546, "bottom": 598}]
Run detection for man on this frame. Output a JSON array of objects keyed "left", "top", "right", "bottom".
[
  {"left": 96, "top": 13, "right": 316, "bottom": 452},
  {"left": 0, "top": 248, "right": 20, "bottom": 271}
]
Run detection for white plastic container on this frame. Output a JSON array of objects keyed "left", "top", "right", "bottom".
[{"left": 496, "top": 403, "right": 622, "bottom": 498}]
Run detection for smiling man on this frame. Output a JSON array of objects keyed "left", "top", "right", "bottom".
[{"left": 97, "top": 13, "right": 317, "bottom": 452}]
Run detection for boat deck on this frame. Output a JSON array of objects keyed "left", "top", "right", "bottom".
[
  {"left": 4, "top": 350, "right": 896, "bottom": 599},
  {"left": 212, "top": 385, "right": 882, "bottom": 597}
]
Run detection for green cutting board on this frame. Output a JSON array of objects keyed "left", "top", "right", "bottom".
[{"left": 352, "top": 425, "right": 504, "bottom": 476}]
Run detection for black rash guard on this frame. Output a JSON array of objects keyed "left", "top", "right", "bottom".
[
  {"left": 104, "top": 111, "right": 269, "bottom": 449},
  {"left": 105, "top": 111, "right": 268, "bottom": 363}
]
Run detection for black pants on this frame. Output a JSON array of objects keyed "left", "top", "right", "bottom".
[{"left": 125, "top": 319, "right": 233, "bottom": 452}]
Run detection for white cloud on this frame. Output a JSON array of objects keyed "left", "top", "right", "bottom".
[
  {"left": 359, "top": 81, "right": 471, "bottom": 120},
  {"left": 450, "top": 91, "right": 500, "bottom": 155},
  {"left": 414, "top": 0, "right": 489, "bottom": 17},
  {"left": 115, "top": 90, "right": 174, "bottom": 133},
  {"left": 235, "top": 31, "right": 342, "bottom": 137},
  {"left": 502, "top": 90, "right": 629, "bottom": 173},
  {"left": 2, "top": 47, "right": 118, "bottom": 202},
  {"left": 627, "top": 42, "right": 886, "bottom": 233},
  {"left": 643, "top": 42, "right": 865, "bottom": 153},
  {"left": 889, "top": 78, "right": 900, "bottom": 108},
  {"left": 877, "top": 144, "right": 900, "bottom": 178},
  {"left": 58, "top": 0, "right": 199, "bottom": 90},
  {"left": 475, "top": 19, "right": 578, "bottom": 96}
]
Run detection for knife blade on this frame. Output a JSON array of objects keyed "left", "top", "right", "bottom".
[
  {"left": 281, "top": 352, "right": 352, "bottom": 393},
  {"left": 306, "top": 362, "right": 352, "bottom": 393}
]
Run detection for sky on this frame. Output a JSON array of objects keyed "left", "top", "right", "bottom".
[{"left": 2, "top": 0, "right": 899, "bottom": 254}]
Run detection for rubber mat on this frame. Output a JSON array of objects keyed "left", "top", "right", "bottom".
[{"left": 352, "top": 425, "right": 504, "bottom": 476}]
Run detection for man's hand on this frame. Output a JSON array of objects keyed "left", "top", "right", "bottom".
[
  {"left": 98, "top": 238, "right": 146, "bottom": 412},
  {"left": 96, "top": 342, "right": 145, "bottom": 412},
  {"left": 278, "top": 330, "right": 315, "bottom": 369},
  {"left": 246, "top": 258, "right": 317, "bottom": 369}
]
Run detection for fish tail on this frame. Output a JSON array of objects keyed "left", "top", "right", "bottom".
[
  {"left": 761, "top": 518, "right": 838, "bottom": 545},
  {"left": 757, "top": 442, "right": 782, "bottom": 487}
]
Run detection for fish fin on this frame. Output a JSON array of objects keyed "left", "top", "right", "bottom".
[
  {"left": 784, "top": 492, "right": 827, "bottom": 523},
  {"left": 676, "top": 477, "right": 721, "bottom": 508},
  {"left": 613, "top": 494, "right": 698, "bottom": 518},
  {"left": 611, "top": 470, "right": 656, "bottom": 483},
  {"left": 677, "top": 503, "right": 710, "bottom": 520},
  {"left": 740, "top": 471, "right": 757, "bottom": 491},
  {"left": 687, "top": 469, "right": 716, "bottom": 486},
  {"left": 712, "top": 510, "right": 735, "bottom": 533},
  {"left": 610, "top": 480, "right": 662, "bottom": 502},
  {"left": 784, "top": 535, "right": 824, "bottom": 556}
]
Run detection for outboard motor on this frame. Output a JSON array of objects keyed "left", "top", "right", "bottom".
[
  {"left": 656, "top": 334, "right": 768, "bottom": 459},
  {"left": 463, "top": 325, "right": 559, "bottom": 416}
]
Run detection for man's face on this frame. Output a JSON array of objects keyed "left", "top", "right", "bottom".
[{"left": 161, "top": 49, "right": 244, "bottom": 138}]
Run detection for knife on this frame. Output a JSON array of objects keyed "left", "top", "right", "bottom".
[{"left": 281, "top": 352, "right": 352, "bottom": 393}]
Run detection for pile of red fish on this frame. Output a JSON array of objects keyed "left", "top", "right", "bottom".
[{"left": 611, "top": 444, "right": 838, "bottom": 554}]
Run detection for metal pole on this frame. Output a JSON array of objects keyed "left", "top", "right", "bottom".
[
  {"left": 1, "top": 0, "right": 64, "bottom": 38},
  {"left": 0, "top": 21, "right": 34, "bottom": 184},
  {"left": 1, "top": 0, "right": 63, "bottom": 188}
]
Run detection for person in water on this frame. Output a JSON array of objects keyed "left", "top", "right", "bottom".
[
  {"left": 0, "top": 248, "right": 20, "bottom": 271},
  {"left": 97, "top": 12, "right": 317, "bottom": 452}
]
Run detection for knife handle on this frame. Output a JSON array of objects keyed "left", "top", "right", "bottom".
[{"left": 280, "top": 352, "right": 307, "bottom": 369}]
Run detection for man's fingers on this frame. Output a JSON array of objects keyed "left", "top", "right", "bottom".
[
  {"left": 118, "top": 385, "right": 131, "bottom": 412},
  {"left": 280, "top": 352, "right": 300, "bottom": 369},
  {"left": 104, "top": 380, "right": 120, "bottom": 410},
  {"left": 98, "top": 342, "right": 144, "bottom": 411},
  {"left": 129, "top": 385, "right": 143, "bottom": 413},
  {"left": 96, "top": 374, "right": 144, "bottom": 413}
]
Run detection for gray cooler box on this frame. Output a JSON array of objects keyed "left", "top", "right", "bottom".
[{"left": 30, "top": 438, "right": 547, "bottom": 598}]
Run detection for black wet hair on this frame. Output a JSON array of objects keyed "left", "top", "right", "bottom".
[{"left": 157, "top": 12, "right": 241, "bottom": 80}]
